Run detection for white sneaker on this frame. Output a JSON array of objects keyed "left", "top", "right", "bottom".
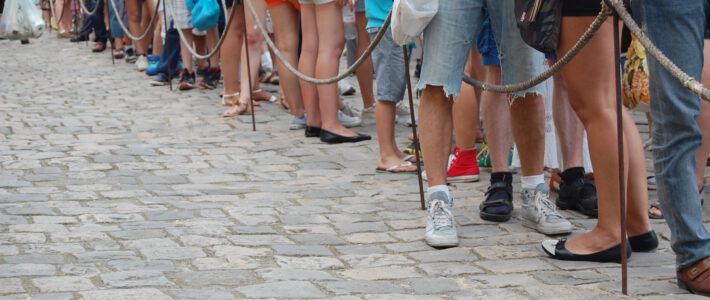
[
  {"left": 425, "top": 191, "right": 459, "bottom": 247},
  {"left": 338, "top": 111, "right": 362, "bottom": 128},
  {"left": 136, "top": 55, "right": 149, "bottom": 71},
  {"left": 520, "top": 183, "right": 573, "bottom": 235},
  {"left": 338, "top": 81, "right": 356, "bottom": 96},
  {"left": 362, "top": 103, "right": 376, "bottom": 114}
]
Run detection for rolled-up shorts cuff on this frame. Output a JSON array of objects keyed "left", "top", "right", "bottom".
[{"left": 370, "top": 27, "right": 406, "bottom": 103}]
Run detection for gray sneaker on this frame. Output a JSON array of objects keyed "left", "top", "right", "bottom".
[
  {"left": 425, "top": 191, "right": 459, "bottom": 248},
  {"left": 521, "top": 183, "right": 573, "bottom": 235},
  {"left": 338, "top": 111, "right": 362, "bottom": 128},
  {"left": 289, "top": 115, "right": 307, "bottom": 130}
]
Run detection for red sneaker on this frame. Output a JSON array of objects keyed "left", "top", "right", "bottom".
[{"left": 447, "top": 146, "right": 480, "bottom": 183}]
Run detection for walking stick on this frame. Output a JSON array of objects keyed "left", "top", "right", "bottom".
[
  {"left": 611, "top": 8, "right": 628, "bottom": 296},
  {"left": 402, "top": 45, "right": 426, "bottom": 210},
  {"left": 105, "top": 0, "right": 115, "bottom": 65},
  {"left": 240, "top": 0, "right": 256, "bottom": 131},
  {"left": 162, "top": 1, "right": 172, "bottom": 91}
]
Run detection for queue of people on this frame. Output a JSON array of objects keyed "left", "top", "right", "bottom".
[{"left": 5, "top": 0, "right": 709, "bottom": 295}]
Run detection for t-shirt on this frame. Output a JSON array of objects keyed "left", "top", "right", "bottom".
[{"left": 364, "top": 0, "right": 392, "bottom": 29}]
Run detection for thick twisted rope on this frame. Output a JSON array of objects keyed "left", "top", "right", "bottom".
[
  {"left": 604, "top": 0, "right": 710, "bottom": 100},
  {"left": 461, "top": 5, "right": 611, "bottom": 93},
  {"left": 245, "top": 0, "right": 390, "bottom": 84},
  {"left": 107, "top": 0, "right": 161, "bottom": 41},
  {"left": 166, "top": 0, "right": 235, "bottom": 60},
  {"left": 78, "top": 0, "right": 101, "bottom": 16}
]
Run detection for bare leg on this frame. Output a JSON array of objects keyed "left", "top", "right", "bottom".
[
  {"left": 453, "top": 48, "right": 480, "bottom": 151},
  {"left": 270, "top": 3, "right": 304, "bottom": 117},
  {"left": 559, "top": 18, "right": 651, "bottom": 253},
  {"left": 220, "top": 4, "right": 245, "bottom": 103},
  {"left": 377, "top": 101, "right": 415, "bottom": 170},
  {"left": 299, "top": 4, "right": 320, "bottom": 128},
  {"left": 314, "top": 2, "right": 358, "bottom": 136},
  {"left": 126, "top": 0, "right": 147, "bottom": 55},
  {"left": 694, "top": 41, "right": 710, "bottom": 191},
  {"left": 482, "top": 66, "right": 513, "bottom": 172},
  {"left": 179, "top": 29, "right": 195, "bottom": 73},
  {"left": 420, "top": 86, "right": 454, "bottom": 187},
  {"left": 206, "top": 27, "right": 220, "bottom": 68},
  {"left": 229, "top": 0, "right": 266, "bottom": 114},
  {"left": 354, "top": 12, "right": 375, "bottom": 109},
  {"left": 194, "top": 34, "right": 208, "bottom": 69},
  {"left": 552, "top": 72, "right": 585, "bottom": 169}
]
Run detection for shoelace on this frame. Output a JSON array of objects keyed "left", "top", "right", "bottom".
[
  {"left": 428, "top": 199, "right": 454, "bottom": 229},
  {"left": 535, "top": 191, "right": 563, "bottom": 219}
]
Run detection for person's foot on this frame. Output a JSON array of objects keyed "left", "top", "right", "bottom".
[
  {"left": 289, "top": 115, "right": 307, "bottom": 130},
  {"left": 178, "top": 70, "right": 196, "bottom": 90},
  {"left": 135, "top": 55, "right": 149, "bottom": 71},
  {"left": 521, "top": 183, "right": 573, "bottom": 235},
  {"left": 447, "top": 146, "right": 480, "bottom": 183},
  {"left": 479, "top": 172, "right": 514, "bottom": 222},
  {"left": 556, "top": 167, "right": 598, "bottom": 218},
  {"left": 150, "top": 73, "right": 172, "bottom": 86},
  {"left": 425, "top": 191, "right": 458, "bottom": 248},
  {"left": 113, "top": 48, "right": 125, "bottom": 59},
  {"left": 69, "top": 35, "right": 87, "bottom": 42},
  {"left": 199, "top": 67, "right": 221, "bottom": 89},
  {"left": 145, "top": 55, "right": 160, "bottom": 76},
  {"left": 338, "top": 111, "right": 362, "bottom": 128},
  {"left": 92, "top": 42, "right": 106, "bottom": 53},
  {"left": 677, "top": 257, "right": 710, "bottom": 296},
  {"left": 125, "top": 48, "right": 137, "bottom": 63},
  {"left": 319, "top": 129, "right": 371, "bottom": 144},
  {"left": 541, "top": 238, "right": 630, "bottom": 263},
  {"left": 338, "top": 80, "right": 356, "bottom": 96}
]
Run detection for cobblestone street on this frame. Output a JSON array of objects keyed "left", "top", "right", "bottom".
[{"left": 1, "top": 35, "right": 709, "bottom": 299}]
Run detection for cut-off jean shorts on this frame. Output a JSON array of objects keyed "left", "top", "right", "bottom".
[
  {"left": 416, "top": 0, "right": 546, "bottom": 99},
  {"left": 368, "top": 26, "right": 406, "bottom": 103}
]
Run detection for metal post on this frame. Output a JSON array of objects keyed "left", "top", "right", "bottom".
[
  {"left": 105, "top": 0, "right": 115, "bottom": 65},
  {"left": 612, "top": 9, "right": 628, "bottom": 296},
  {"left": 403, "top": 45, "right": 426, "bottom": 210},
  {"left": 241, "top": 1, "right": 256, "bottom": 131}
]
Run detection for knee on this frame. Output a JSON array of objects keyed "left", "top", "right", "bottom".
[{"left": 245, "top": 26, "right": 264, "bottom": 46}]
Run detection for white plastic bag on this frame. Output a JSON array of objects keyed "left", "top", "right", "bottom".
[
  {"left": 391, "top": 0, "right": 437, "bottom": 46},
  {"left": 0, "top": 0, "right": 46, "bottom": 40}
]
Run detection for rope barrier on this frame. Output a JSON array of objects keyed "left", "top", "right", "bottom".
[
  {"left": 245, "top": 0, "right": 390, "bottom": 84},
  {"left": 107, "top": 0, "right": 161, "bottom": 41},
  {"left": 461, "top": 6, "right": 610, "bottom": 93},
  {"left": 78, "top": 0, "right": 101, "bottom": 16},
  {"left": 604, "top": 0, "right": 710, "bottom": 100},
  {"left": 165, "top": 0, "right": 235, "bottom": 60}
]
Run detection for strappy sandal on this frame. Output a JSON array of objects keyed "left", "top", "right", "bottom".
[
  {"left": 113, "top": 48, "right": 125, "bottom": 59},
  {"left": 92, "top": 42, "right": 106, "bottom": 53},
  {"left": 223, "top": 100, "right": 253, "bottom": 117},
  {"left": 222, "top": 92, "right": 239, "bottom": 106},
  {"left": 279, "top": 95, "right": 290, "bottom": 110}
]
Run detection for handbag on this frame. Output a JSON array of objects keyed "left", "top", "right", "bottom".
[
  {"left": 391, "top": 0, "right": 438, "bottom": 46},
  {"left": 622, "top": 34, "right": 651, "bottom": 112},
  {"left": 0, "top": 0, "right": 45, "bottom": 40},
  {"left": 514, "top": 0, "right": 563, "bottom": 53},
  {"left": 187, "top": 0, "right": 219, "bottom": 31}
]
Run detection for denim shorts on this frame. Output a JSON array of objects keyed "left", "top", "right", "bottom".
[
  {"left": 369, "top": 27, "right": 405, "bottom": 102},
  {"left": 416, "top": 0, "right": 546, "bottom": 98},
  {"left": 354, "top": 0, "right": 365, "bottom": 13}
]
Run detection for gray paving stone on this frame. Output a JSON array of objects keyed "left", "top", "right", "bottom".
[
  {"left": 0, "top": 264, "right": 55, "bottom": 277},
  {"left": 237, "top": 281, "right": 326, "bottom": 298},
  {"left": 272, "top": 245, "right": 333, "bottom": 256},
  {"left": 3, "top": 254, "right": 66, "bottom": 264},
  {"left": 257, "top": 268, "right": 337, "bottom": 281},
  {"left": 100, "top": 270, "right": 173, "bottom": 288},
  {"left": 31, "top": 276, "right": 95, "bottom": 292},
  {"left": 169, "top": 287, "right": 237, "bottom": 300},
  {"left": 171, "top": 270, "right": 253, "bottom": 287},
  {"left": 0, "top": 278, "right": 24, "bottom": 294},
  {"left": 341, "top": 267, "right": 421, "bottom": 280},
  {"left": 407, "top": 278, "right": 461, "bottom": 294},
  {"left": 140, "top": 247, "right": 206, "bottom": 260},
  {"left": 80, "top": 288, "right": 173, "bottom": 300},
  {"left": 321, "top": 281, "right": 406, "bottom": 295}
]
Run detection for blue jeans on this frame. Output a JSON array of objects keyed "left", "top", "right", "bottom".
[
  {"left": 156, "top": 22, "right": 181, "bottom": 77},
  {"left": 108, "top": 0, "right": 126, "bottom": 38},
  {"left": 79, "top": 0, "right": 107, "bottom": 43},
  {"left": 634, "top": 0, "right": 710, "bottom": 271}
]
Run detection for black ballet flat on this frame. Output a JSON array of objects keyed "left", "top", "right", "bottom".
[
  {"left": 305, "top": 126, "right": 321, "bottom": 138},
  {"left": 629, "top": 230, "right": 659, "bottom": 252},
  {"left": 319, "top": 129, "right": 371, "bottom": 144},
  {"left": 542, "top": 239, "right": 631, "bottom": 263}
]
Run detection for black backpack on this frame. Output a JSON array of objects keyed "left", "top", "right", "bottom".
[{"left": 514, "top": 0, "right": 563, "bottom": 53}]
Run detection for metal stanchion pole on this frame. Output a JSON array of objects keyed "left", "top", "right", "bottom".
[
  {"left": 612, "top": 10, "right": 628, "bottom": 296},
  {"left": 106, "top": 0, "right": 115, "bottom": 65},
  {"left": 240, "top": 1, "right": 256, "bottom": 131},
  {"left": 402, "top": 45, "right": 426, "bottom": 210}
]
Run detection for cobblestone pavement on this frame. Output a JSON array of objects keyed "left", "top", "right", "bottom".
[{"left": 1, "top": 35, "right": 709, "bottom": 300}]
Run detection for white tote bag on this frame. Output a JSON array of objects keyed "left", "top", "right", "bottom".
[{"left": 391, "top": 0, "right": 438, "bottom": 46}]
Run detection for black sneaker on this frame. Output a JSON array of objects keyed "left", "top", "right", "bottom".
[
  {"left": 196, "top": 66, "right": 209, "bottom": 76},
  {"left": 556, "top": 167, "right": 598, "bottom": 218},
  {"left": 479, "top": 172, "right": 514, "bottom": 222},
  {"left": 125, "top": 48, "right": 137, "bottom": 63},
  {"left": 178, "top": 70, "right": 196, "bottom": 90},
  {"left": 199, "top": 67, "right": 221, "bottom": 89},
  {"left": 151, "top": 73, "right": 171, "bottom": 86}
]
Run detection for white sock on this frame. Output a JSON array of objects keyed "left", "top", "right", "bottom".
[
  {"left": 521, "top": 174, "right": 545, "bottom": 190},
  {"left": 427, "top": 185, "right": 450, "bottom": 199}
]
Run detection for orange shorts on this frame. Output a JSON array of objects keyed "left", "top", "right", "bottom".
[{"left": 266, "top": 0, "right": 300, "bottom": 10}]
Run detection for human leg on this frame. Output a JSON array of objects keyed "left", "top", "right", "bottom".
[
  {"left": 219, "top": 4, "right": 244, "bottom": 105},
  {"left": 354, "top": 11, "right": 375, "bottom": 109},
  {"left": 126, "top": 0, "right": 147, "bottom": 55},
  {"left": 270, "top": 3, "right": 305, "bottom": 118},
  {"left": 298, "top": 4, "right": 320, "bottom": 129}
]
